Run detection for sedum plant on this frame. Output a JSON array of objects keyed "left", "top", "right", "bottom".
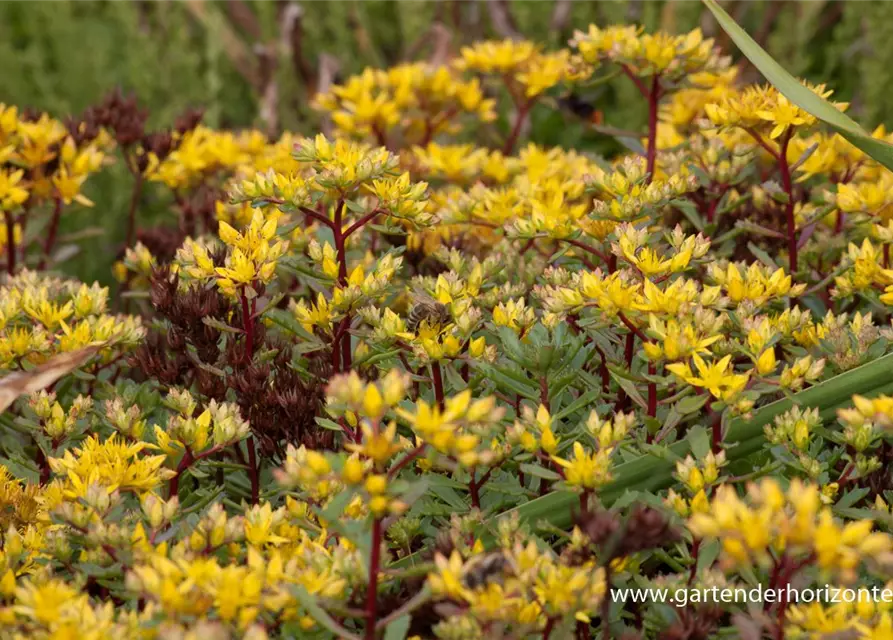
[{"left": 3, "top": 11, "right": 893, "bottom": 640}]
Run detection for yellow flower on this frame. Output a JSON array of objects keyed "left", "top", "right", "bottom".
[
  {"left": 12, "top": 579, "right": 82, "bottom": 624},
  {"left": 756, "top": 348, "right": 777, "bottom": 375},
  {"left": 551, "top": 442, "right": 613, "bottom": 489},
  {"left": 429, "top": 552, "right": 470, "bottom": 600},
  {"left": 244, "top": 503, "right": 289, "bottom": 546},
  {"left": 756, "top": 94, "right": 814, "bottom": 139},
  {"left": 666, "top": 353, "right": 750, "bottom": 401},
  {"left": 0, "top": 169, "right": 28, "bottom": 210},
  {"left": 456, "top": 39, "right": 539, "bottom": 74}
]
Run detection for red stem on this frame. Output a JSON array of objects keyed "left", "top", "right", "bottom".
[
  {"left": 744, "top": 128, "right": 781, "bottom": 160},
  {"left": 344, "top": 208, "right": 383, "bottom": 238},
  {"left": 334, "top": 200, "right": 347, "bottom": 285},
  {"left": 705, "top": 194, "right": 721, "bottom": 226},
  {"left": 645, "top": 75, "right": 660, "bottom": 184},
  {"left": 618, "top": 312, "right": 648, "bottom": 343},
  {"left": 298, "top": 205, "right": 335, "bottom": 229},
  {"left": 331, "top": 333, "right": 342, "bottom": 372},
  {"left": 431, "top": 361, "right": 445, "bottom": 411},
  {"left": 341, "top": 329, "right": 353, "bottom": 374},
  {"left": 468, "top": 466, "right": 494, "bottom": 510},
  {"left": 647, "top": 363, "right": 657, "bottom": 419},
  {"left": 623, "top": 333, "right": 636, "bottom": 369},
  {"left": 240, "top": 289, "right": 255, "bottom": 362},
  {"left": 778, "top": 128, "right": 797, "bottom": 274},
  {"left": 332, "top": 316, "right": 351, "bottom": 373},
  {"left": 542, "top": 617, "right": 556, "bottom": 640},
  {"left": 167, "top": 445, "right": 229, "bottom": 499},
  {"left": 614, "top": 333, "right": 636, "bottom": 412},
  {"left": 126, "top": 169, "right": 144, "bottom": 247},
  {"left": 36, "top": 446, "right": 51, "bottom": 485},
  {"left": 688, "top": 538, "right": 701, "bottom": 585},
  {"left": 365, "top": 518, "right": 383, "bottom": 640},
  {"left": 39, "top": 198, "right": 62, "bottom": 270},
  {"left": 168, "top": 447, "right": 195, "bottom": 498},
  {"left": 619, "top": 63, "right": 648, "bottom": 97},
  {"left": 710, "top": 410, "right": 723, "bottom": 454},
  {"left": 332, "top": 199, "right": 354, "bottom": 374},
  {"left": 469, "top": 478, "right": 481, "bottom": 509},
  {"left": 388, "top": 444, "right": 426, "bottom": 479},
  {"left": 837, "top": 463, "right": 854, "bottom": 486},
  {"left": 503, "top": 100, "right": 532, "bottom": 155},
  {"left": 565, "top": 238, "right": 610, "bottom": 265},
  {"left": 5, "top": 210, "right": 16, "bottom": 274},
  {"left": 247, "top": 436, "right": 259, "bottom": 504}
]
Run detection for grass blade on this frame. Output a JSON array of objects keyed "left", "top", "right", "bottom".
[
  {"left": 703, "top": 0, "right": 893, "bottom": 171},
  {"left": 390, "top": 353, "right": 893, "bottom": 565},
  {"left": 487, "top": 351, "right": 893, "bottom": 533}
]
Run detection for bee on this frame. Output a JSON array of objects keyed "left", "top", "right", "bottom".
[
  {"left": 461, "top": 552, "right": 509, "bottom": 590},
  {"left": 557, "top": 92, "right": 604, "bottom": 125},
  {"left": 407, "top": 293, "right": 451, "bottom": 334}
]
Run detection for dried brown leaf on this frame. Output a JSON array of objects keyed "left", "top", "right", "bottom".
[{"left": 0, "top": 347, "right": 100, "bottom": 414}]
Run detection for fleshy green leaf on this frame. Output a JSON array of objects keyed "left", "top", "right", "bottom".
[
  {"left": 292, "top": 586, "right": 361, "bottom": 640},
  {"left": 686, "top": 425, "right": 712, "bottom": 460},
  {"left": 383, "top": 615, "right": 411, "bottom": 640}
]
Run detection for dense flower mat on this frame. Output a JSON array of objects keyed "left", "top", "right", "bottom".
[{"left": 1, "top": 22, "right": 893, "bottom": 640}]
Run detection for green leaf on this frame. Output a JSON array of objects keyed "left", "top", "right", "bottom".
[
  {"left": 686, "top": 425, "right": 711, "bottom": 459},
  {"left": 703, "top": 0, "right": 893, "bottom": 171},
  {"left": 428, "top": 483, "right": 468, "bottom": 510},
  {"left": 354, "top": 348, "right": 402, "bottom": 368},
  {"left": 612, "top": 373, "right": 649, "bottom": 411},
  {"left": 519, "top": 463, "right": 561, "bottom": 481},
  {"left": 316, "top": 417, "right": 345, "bottom": 432},
  {"left": 392, "top": 353, "right": 893, "bottom": 569},
  {"left": 292, "top": 586, "right": 361, "bottom": 640},
  {"left": 496, "top": 326, "right": 533, "bottom": 368},
  {"left": 479, "top": 364, "right": 538, "bottom": 400},
  {"left": 834, "top": 487, "right": 870, "bottom": 511},
  {"left": 265, "top": 308, "right": 310, "bottom": 338},
  {"left": 484, "top": 351, "right": 893, "bottom": 542},
  {"left": 345, "top": 199, "right": 366, "bottom": 213},
  {"left": 553, "top": 387, "right": 602, "bottom": 421},
  {"left": 747, "top": 242, "right": 779, "bottom": 270},
  {"left": 383, "top": 615, "right": 411, "bottom": 640},
  {"left": 676, "top": 394, "right": 709, "bottom": 415}
]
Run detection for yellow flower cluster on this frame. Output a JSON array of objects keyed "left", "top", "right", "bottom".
[
  {"left": 0, "top": 104, "right": 106, "bottom": 210},
  {"left": 179, "top": 209, "right": 287, "bottom": 298},
  {"left": 430, "top": 543, "right": 605, "bottom": 634},
  {"left": 571, "top": 26, "right": 728, "bottom": 79},
  {"left": 689, "top": 478, "right": 893, "bottom": 582},
  {"left": 4, "top": 13, "right": 893, "bottom": 640},
  {"left": 457, "top": 39, "right": 592, "bottom": 99},
  {"left": 315, "top": 62, "right": 496, "bottom": 144},
  {"left": 0, "top": 271, "right": 143, "bottom": 369},
  {"left": 149, "top": 126, "right": 270, "bottom": 191},
  {"left": 154, "top": 389, "right": 250, "bottom": 459},
  {"left": 705, "top": 83, "right": 845, "bottom": 143}
]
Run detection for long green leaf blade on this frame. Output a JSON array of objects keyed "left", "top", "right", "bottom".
[
  {"left": 391, "top": 352, "right": 893, "bottom": 567},
  {"left": 703, "top": 0, "right": 893, "bottom": 171},
  {"left": 487, "top": 351, "right": 893, "bottom": 533}
]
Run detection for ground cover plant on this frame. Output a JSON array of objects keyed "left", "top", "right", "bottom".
[{"left": 3, "top": 5, "right": 893, "bottom": 639}]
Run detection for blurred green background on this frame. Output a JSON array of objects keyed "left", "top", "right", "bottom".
[{"left": 3, "top": 0, "right": 891, "bottom": 284}]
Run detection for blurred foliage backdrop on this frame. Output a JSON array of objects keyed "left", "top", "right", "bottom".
[{"left": 2, "top": 0, "right": 892, "bottom": 283}]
